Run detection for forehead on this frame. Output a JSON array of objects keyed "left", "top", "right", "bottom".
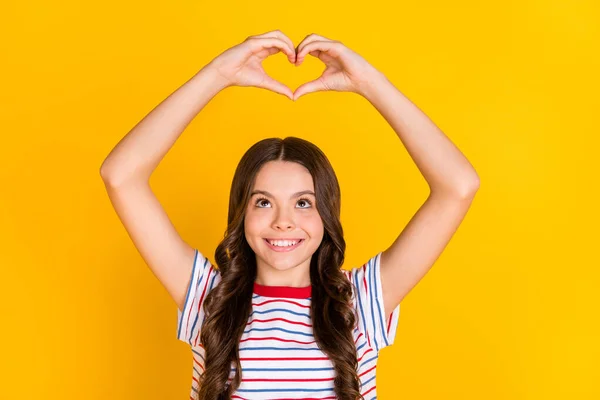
[{"left": 252, "top": 161, "right": 314, "bottom": 194}]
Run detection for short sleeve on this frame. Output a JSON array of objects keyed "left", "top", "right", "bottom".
[
  {"left": 176, "top": 249, "right": 221, "bottom": 347},
  {"left": 345, "top": 251, "right": 400, "bottom": 353}
]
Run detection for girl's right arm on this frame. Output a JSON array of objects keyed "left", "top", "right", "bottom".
[
  {"left": 99, "top": 31, "right": 297, "bottom": 312},
  {"left": 100, "top": 65, "right": 229, "bottom": 312}
]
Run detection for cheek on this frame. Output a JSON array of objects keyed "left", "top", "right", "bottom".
[
  {"left": 244, "top": 213, "right": 264, "bottom": 237},
  {"left": 303, "top": 213, "right": 324, "bottom": 238}
]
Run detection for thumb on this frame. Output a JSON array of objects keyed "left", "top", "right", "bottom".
[
  {"left": 257, "top": 76, "right": 294, "bottom": 100},
  {"left": 293, "top": 78, "right": 327, "bottom": 101}
]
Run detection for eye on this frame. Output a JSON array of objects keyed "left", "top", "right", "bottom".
[
  {"left": 254, "top": 196, "right": 313, "bottom": 208},
  {"left": 255, "top": 196, "right": 270, "bottom": 208},
  {"left": 297, "top": 197, "right": 313, "bottom": 208}
]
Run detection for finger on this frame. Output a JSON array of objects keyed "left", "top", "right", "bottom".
[
  {"left": 295, "top": 33, "right": 330, "bottom": 52},
  {"left": 296, "top": 40, "right": 342, "bottom": 65},
  {"left": 252, "top": 30, "right": 296, "bottom": 62},
  {"left": 247, "top": 37, "right": 296, "bottom": 62},
  {"left": 269, "top": 31, "right": 297, "bottom": 63},
  {"left": 251, "top": 29, "right": 296, "bottom": 53},
  {"left": 295, "top": 34, "right": 335, "bottom": 61},
  {"left": 258, "top": 75, "right": 294, "bottom": 101},
  {"left": 293, "top": 78, "right": 327, "bottom": 101},
  {"left": 249, "top": 32, "right": 296, "bottom": 63}
]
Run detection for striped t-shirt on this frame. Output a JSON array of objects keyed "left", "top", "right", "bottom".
[{"left": 177, "top": 249, "right": 400, "bottom": 400}]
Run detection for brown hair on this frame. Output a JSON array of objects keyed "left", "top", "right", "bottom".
[{"left": 197, "top": 137, "right": 362, "bottom": 399}]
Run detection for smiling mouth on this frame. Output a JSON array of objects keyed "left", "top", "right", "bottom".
[{"left": 263, "top": 238, "right": 304, "bottom": 252}]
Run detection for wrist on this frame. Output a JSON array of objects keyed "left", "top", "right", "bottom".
[
  {"left": 198, "top": 61, "right": 233, "bottom": 92},
  {"left": 356, "top": 67, "right": 389, "bottom": 100}
]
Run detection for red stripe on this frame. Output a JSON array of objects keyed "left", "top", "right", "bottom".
[
  {"left": 362, "top": 384, "right": 377, "bottom": 397},
  {"left": 358, "top": 264, "right": 371, "bottom": 348},
  {"left": 184, "top": 258, "right": 199, "bottom": 340},
  {"left": 354, "top": 332, "right": 364, "bottom": 344},
  {"left": 242, "top": 377, "right": 335, "bottom": 382},
  {"left": 231, "top": 385, "right": 373, "bottom": 400},
  {"left": 358, "top": 364, "right": 376, "bottom": 377},
  {"left": 232, "top": 396, "right": 336, "bottom": 400},
  {"left": 357, "top": 348, "right": 373, "bottom": 363},
  {"left": 253, "top": 298, "right": 310, "bottom": 308},
  {"left": 342, "top": 269, "right": 350, "bottom": 280},
  {"left": 246, "top": 317, "right": 312, "bottom": 328},
  {"left": 192, "top": 356, "right": 205, "bottom": 371},
  {"left": 362, "top": 263, "right": 368, "bottom": 294},
  {"left": 239, "top": 336, "right": 316, "bottom": 345},
  {"left": 193, "top": 265, "right": 214, "bottom": 346}
]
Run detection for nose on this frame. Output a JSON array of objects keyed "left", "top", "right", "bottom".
[{"left": 272, "top": 208, "right": 295, "bottom": 231}]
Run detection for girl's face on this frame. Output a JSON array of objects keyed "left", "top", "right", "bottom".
[{"left": 244, "top": 160, "right": 324, "bottom": 286}]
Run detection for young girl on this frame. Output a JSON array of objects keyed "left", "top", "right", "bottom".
[{"left": 100, "top": 30, "right": 479, "bottom": 400}]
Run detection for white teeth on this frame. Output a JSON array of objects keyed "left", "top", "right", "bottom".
[{"left": 268, "top": 240, "right": 298, "bottom": 247}]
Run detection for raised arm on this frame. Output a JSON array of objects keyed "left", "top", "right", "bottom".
[
  {"left": 100, "top": 65, "right": 228, "bottom": 311},
  {"left": 100, "top": 30, "right": 298, "bottom": 311},
  {"left": 360, "top": 70, "right": 480, "bottom": 316},
  {"left": 293, "top": 33, "right": 481, "bottom": 317}
]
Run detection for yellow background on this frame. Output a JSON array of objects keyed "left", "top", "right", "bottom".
[{"left": 1, "top": 0, "right": 598, "bottom": 398}]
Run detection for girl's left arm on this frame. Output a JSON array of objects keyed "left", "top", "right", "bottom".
[
  {"left": 292, "top": 35, "right": 480, "bottom": 316},
  {"left": 359, "top": 70, "right": 481, "bottom": 316}
]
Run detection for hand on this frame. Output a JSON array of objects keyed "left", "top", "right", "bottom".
[
  {"left": 293, "top": 33, "right": 381, "bottom": 101},
  {"left": 208, "top": 30, "right": 297, "bottom": 100}
]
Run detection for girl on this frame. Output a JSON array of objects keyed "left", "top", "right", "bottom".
[{"left": 100, "top": 30, "right": 480, "bottom": 400}]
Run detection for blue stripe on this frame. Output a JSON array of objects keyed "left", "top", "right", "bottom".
[
  {"left": 368, "top": 257, "right": 379, "bottom": 351},
  {"left": 243, "top": 327, "right": 314, "bottom": 337},
  {"left": 192, "top": 348, "right": 205, "bottom": 360},
  {"left": 177, "top": 249, "right": 199, "bottom": 341},
  {"left": 209, "top": 265, "right": 219, "bottom": 288},
  {"left": 357, "top": 374, "right": 377, "bottom": 396},
  {"left": 354, "top": 266, "right": 369, "bottom": 347},
  {"left": 187, "top": 254, "right": 210, "bottom": 343},
  {"left": 249, "top": 308, "right": 310, "bottom": 318},
  {"left": 362, "top": 374, "right": 376, "bottom": 387},
  {"left": 356, "top": 341, "right": 367, "bottom": 352},
  {"left": 373, "top": 253, "right": 390, "bottom": 347},
  {"left": 359, "top": 354, "right": 378, "bottom": 367}
]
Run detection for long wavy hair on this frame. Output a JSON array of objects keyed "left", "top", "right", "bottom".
[{"left": 197, "top": 137, "right": 362, "bottom": 399}]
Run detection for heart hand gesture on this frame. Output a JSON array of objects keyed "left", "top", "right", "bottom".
[{"left": 207, "top": 30, "right": 381, "bottom": 101}]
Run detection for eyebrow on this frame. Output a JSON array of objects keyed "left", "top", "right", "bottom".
[{"left": 250, "top": 189, "right": 316, "bottom": 199}]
